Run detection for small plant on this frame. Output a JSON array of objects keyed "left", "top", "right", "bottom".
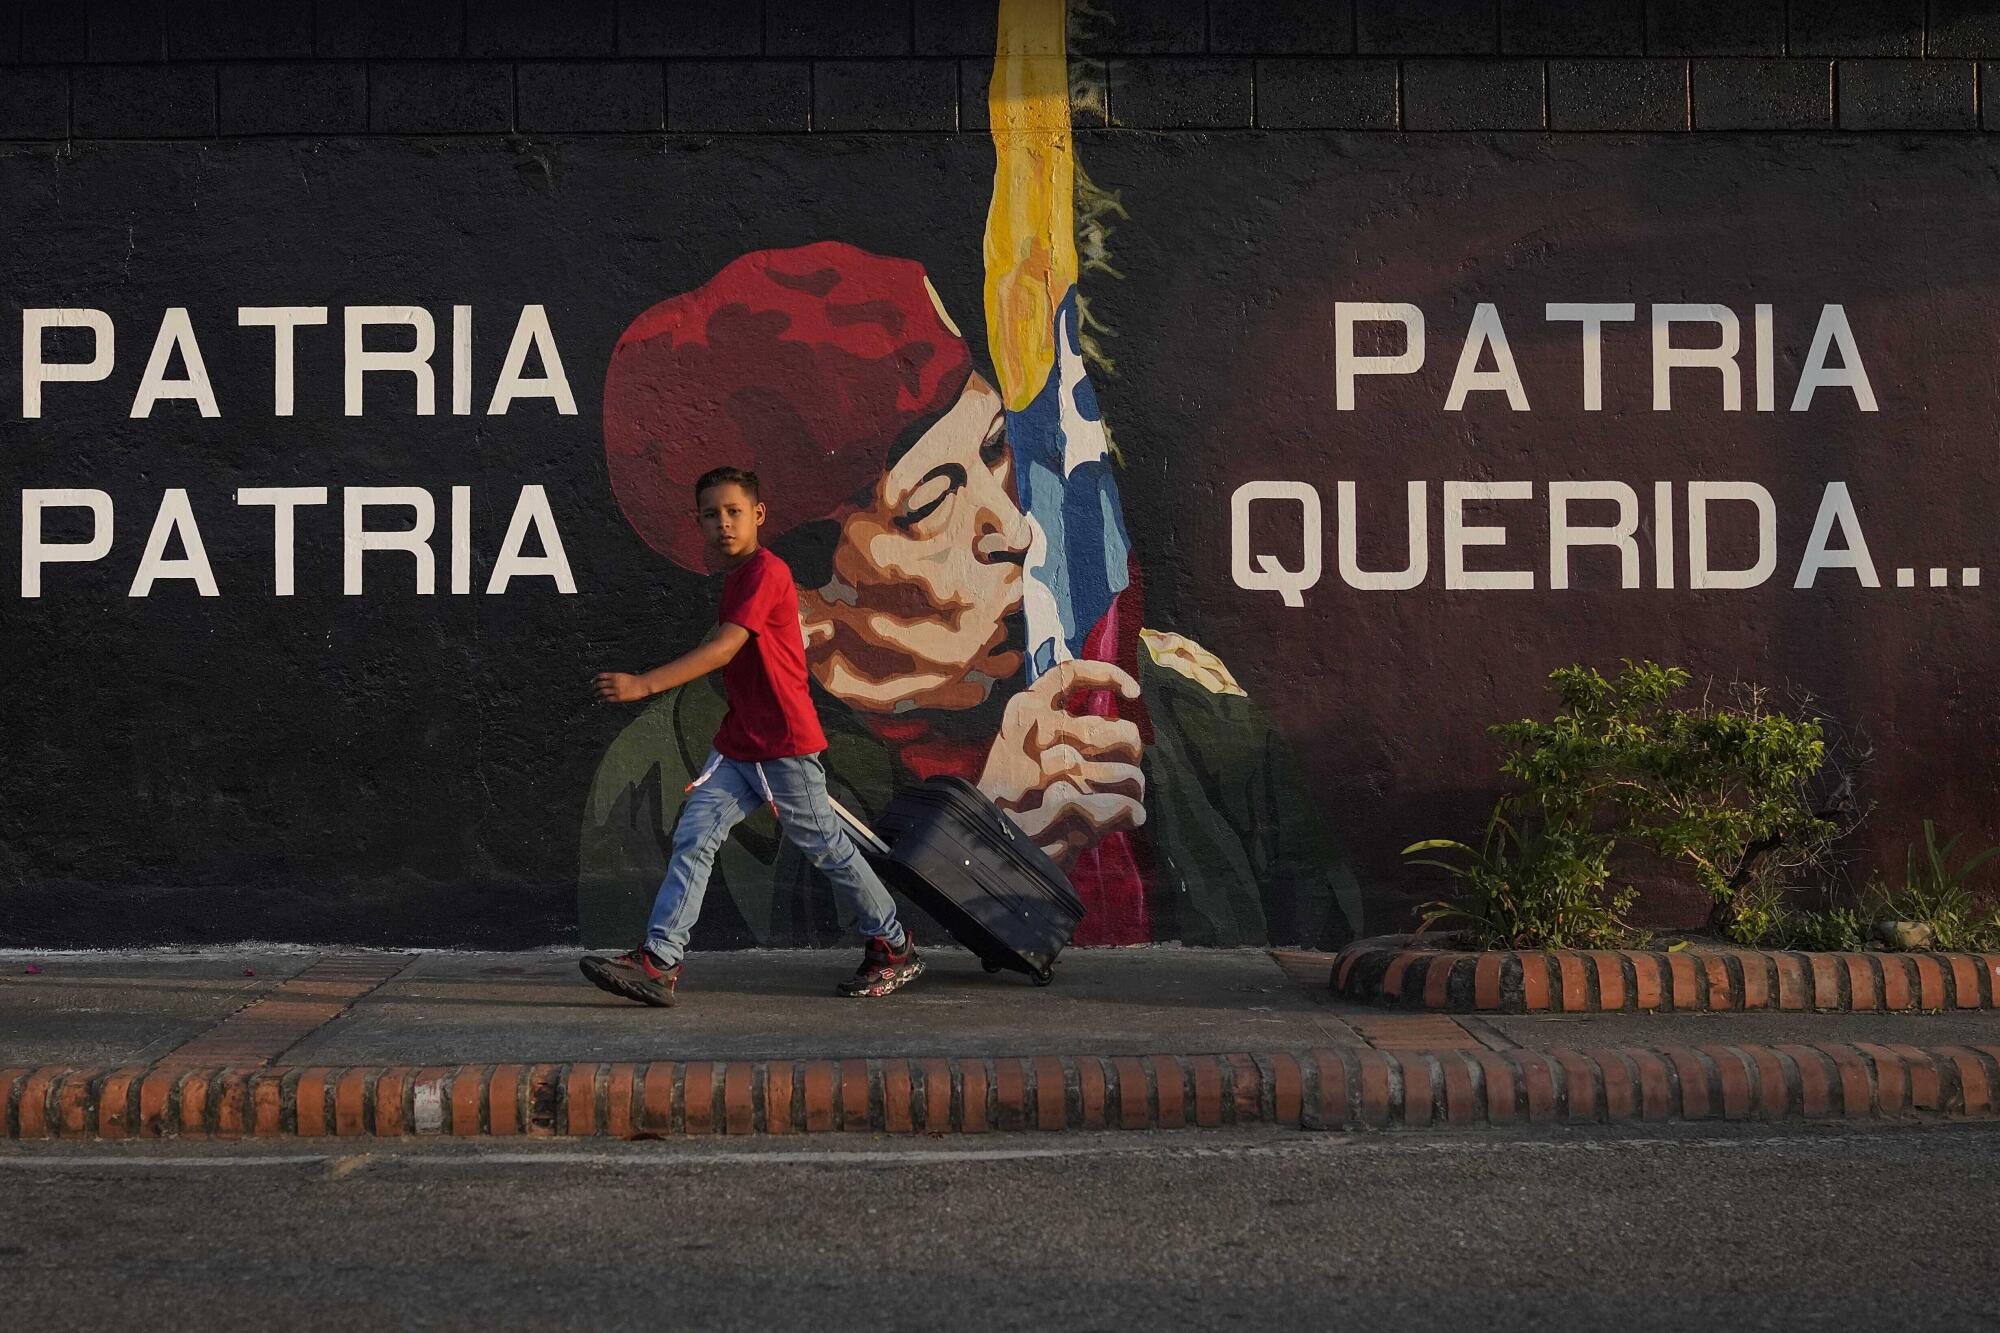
[
  {"left": 1865, "top": 822, "right": 2000, "bottom": 951},
  {"left": 1708, "top": 876, "right": 1871, "bottom": 951},
  {"left": 1778, "top": 905, "right": 1870, "bottom": 952},
  {"left": 1720, "top": 877, "right": 1788, "bottom": 947},
  {"left": 1405, "top": 806, "right": 1637, "bottom": 950}
]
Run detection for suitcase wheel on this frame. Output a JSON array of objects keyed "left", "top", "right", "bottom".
[{"left": 981, "top": 958, "right": 1055, "bottom": 985}]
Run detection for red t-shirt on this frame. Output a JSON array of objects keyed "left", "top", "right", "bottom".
[{"left": 712, "top": 548, "right": 828, "bottom": 762}]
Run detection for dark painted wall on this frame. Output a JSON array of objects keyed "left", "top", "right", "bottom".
[{"left": 6, "top": 1, "right": 2000, "bottom": 947}]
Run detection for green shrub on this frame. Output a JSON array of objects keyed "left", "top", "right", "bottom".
[
  {"left": 1408, "top": 660, "right": 1861, "bottom": 949},
  {"left": 1491, "top": 661, "right": 1849, "bottom": 935}
]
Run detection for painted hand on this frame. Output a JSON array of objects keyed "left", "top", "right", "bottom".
[
  {"left": 978, "top": 659, "right": 1146, "bottom": 868},
  {"left": 593, "top": 672, "right": 649, "bottom": 704}
]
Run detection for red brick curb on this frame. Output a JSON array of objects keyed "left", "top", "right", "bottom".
[
  {"left": 7, "top": 1043, "right": 2000, "bottom": 1139},
  {"left": 1331, "top": 938, "right": 2000, "bottom": 1013}
]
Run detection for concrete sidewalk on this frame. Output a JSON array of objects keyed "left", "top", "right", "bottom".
[
  {"left": 4, "top": 945, "right": 1999, "bottom": 1138},
  {"left": 1, "top": 946, "right": 1346, "bottom": 1067}
]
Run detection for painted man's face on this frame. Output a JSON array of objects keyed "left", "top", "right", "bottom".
[{"left": 806, "top": 373, "right": 1034, "bottom": 713}]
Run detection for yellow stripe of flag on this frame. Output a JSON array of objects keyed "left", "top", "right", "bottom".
[{"left": 983, "top": 0, "right": 1075, "bottom": 414}]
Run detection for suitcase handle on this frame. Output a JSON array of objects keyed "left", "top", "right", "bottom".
[{"left": 825, "top": 794, "right": 892, "bottom": 859}]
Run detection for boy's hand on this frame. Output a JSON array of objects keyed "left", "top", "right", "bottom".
[
  {"left": 977, "top": 659, "right": 1146, "bottom": 867},
  {"left": 593, "top": 672, "right": 651, "bottom": 704}
]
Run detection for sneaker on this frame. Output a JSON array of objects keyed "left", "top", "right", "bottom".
[
  {"left": 579, "top": 948, "right": 681, "bottom": 1007},
  {"left": 836, "top": 933, "right": 924, "bottom": 998}
]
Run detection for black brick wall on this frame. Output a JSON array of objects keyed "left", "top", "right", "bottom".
[
  {"left": 517, "top": 60, "right": 665, "bottom": 133},
  {"left": 315, "top": 1, "right": 464, "bottom": 59},
  {"left": 667, "top": 59, "right": 809, "bottom": 131},
  {"left": 1109, "top": 57, "right": 1254, "bottom": 128},
  {"left": 1549, "top": 57, "right": 1687, "bottom": 131},
  {"left": 7, "top": 0, "right": 2000, "bottom": 139},
  {"left": 1693, "top": 57, "right": 1832, "bottom": 129},
  {"left": 814, "top": 58, "right": 958, "bottom": 131},
  {"left": 220, "top": 61, "right": 369, "bottom": 135},
  {"left": 1255, "top": 58, "right": 1397, "bottom": 129},
  {"left": 467, "top": 0, "right": 620, "bottom": 59},
  {"left": 1502, "top": 1, "right": 1645, "bottom": 56}
]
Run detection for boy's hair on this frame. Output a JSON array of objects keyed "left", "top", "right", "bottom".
[{"left": 694, "top": 466, "right": 761, "bottom": 505}]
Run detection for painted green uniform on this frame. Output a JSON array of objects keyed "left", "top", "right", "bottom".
[{"left": 577, "top": 633, "right": 1362, "bottom": 951}]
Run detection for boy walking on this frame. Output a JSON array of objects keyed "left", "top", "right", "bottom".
[{"left": 579, "top": 466, "right": 923, "bottom": 1005}]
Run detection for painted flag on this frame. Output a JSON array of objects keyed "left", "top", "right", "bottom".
[
  {"left": 984, "top": 0, "right": 1149, "bottom": 943},
  {"left": 983, "top": 0, "right": 1133, "bottom": 681}
]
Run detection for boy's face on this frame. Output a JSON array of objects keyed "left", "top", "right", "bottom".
[{"left": 695, "top": 482, "right": 765, "bottom": 564}]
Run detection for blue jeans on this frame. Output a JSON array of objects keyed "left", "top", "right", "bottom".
[{"left": 643, "top": 751, "right": 904, "bottom": 967}]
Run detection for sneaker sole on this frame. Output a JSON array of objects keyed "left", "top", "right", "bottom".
[
  {"left": 579, "top": 957, "right": 677, "bottom": 1008},
  {"left": 838, "top": 959, "right": 925, "bottom": 998}
]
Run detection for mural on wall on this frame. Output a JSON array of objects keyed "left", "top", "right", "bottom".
[
  {"left": 577, "top": 0, "right": 1362, "bottom": 951},
  {"left": 10, "top": 6, "right": 1992, "bottom": 952}
]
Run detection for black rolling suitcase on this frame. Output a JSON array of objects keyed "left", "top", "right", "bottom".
[{"left": 829, "top": 775, "right": 1085, "bottom": 985}]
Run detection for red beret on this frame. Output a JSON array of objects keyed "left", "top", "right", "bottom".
[{"left": 603, "top": 241, "right": 975, "bottom": 572}]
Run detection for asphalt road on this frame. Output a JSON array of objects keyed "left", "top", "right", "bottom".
[{"left": 4, "top": 1123, "right": 1997, "bottom": 1331}]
